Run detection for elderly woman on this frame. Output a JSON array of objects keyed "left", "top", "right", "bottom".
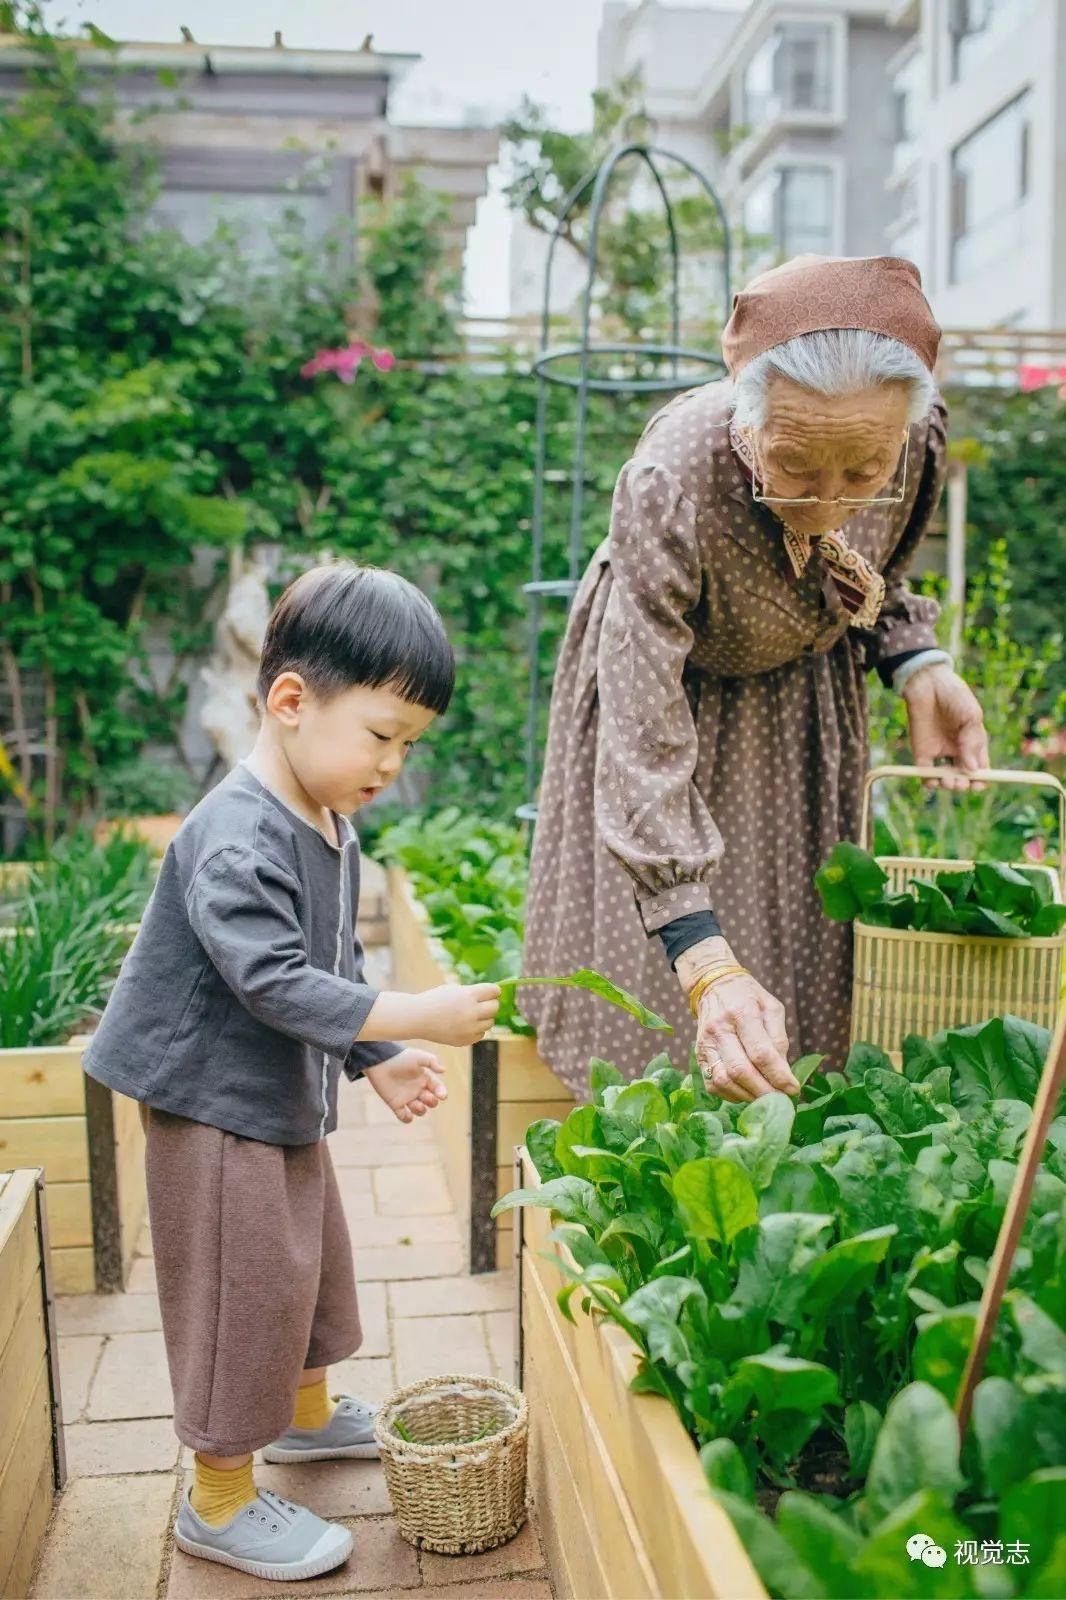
[{"left": 522, "top": 255, "right": 989, "bottom": 1102}]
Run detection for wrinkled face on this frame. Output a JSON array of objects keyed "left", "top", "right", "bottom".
[
  {"left": 746, "top": 377, "right": 911, "bottom": 535},
  {"left": 266, "top": 677, "right": 437, "bottom": 815}
]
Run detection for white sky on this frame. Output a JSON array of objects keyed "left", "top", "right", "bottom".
[{"left": 51, "top": 0, "right": 628, "bottom": 313}]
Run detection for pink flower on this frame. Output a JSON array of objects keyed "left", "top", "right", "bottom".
[
  {"left": 1019, "top": 363, "right": 1066, "bottom": 393},
  {"left": 1023, "top": 718, "right": 1066, "bottom": 761},
  {"left": 300, "top": 342, "right": 395, "bottom": 382},
  {"left": 1024, "top": 836, "right": 1046, "bottom": 862}
]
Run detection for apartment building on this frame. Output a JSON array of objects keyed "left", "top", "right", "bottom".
[
  {"left": 598, "top": 0, "right": 908, "bottom": 278},
  {"left": 885, "top": 0, "right": 1066, "bottom": 327}
]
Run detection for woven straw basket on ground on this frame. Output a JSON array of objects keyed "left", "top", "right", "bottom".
[
  {"left": 851, "top": 766, "right": 1066, "bottom": 1055},
  {"left": 374, "top": 1373, "right": 528, "bottom": 1554}
]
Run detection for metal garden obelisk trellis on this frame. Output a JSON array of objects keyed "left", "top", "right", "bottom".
[{"left": 520, "top": 142, "right": 733, "bottom": 823}]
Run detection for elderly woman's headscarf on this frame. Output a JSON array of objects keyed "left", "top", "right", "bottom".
[
  {"left": 721, "top": 254, "right": 941, "bottom": 376},
  {"left": 720, "top": 255, "right": 941, "bottom": 629}
]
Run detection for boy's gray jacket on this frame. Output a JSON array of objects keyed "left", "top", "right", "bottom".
[{"left": 84, "top": 764, "right": 399, "bottom": 1145}]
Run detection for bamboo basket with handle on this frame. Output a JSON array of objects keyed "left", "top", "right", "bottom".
[{"left": 851, "top": 766, "right": 1066, "bottom": 1053}]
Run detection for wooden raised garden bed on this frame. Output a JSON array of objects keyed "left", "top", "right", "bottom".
[
  {"left": 389, "top": 868, "right": 575, "bottom": 1271},
  {"left": 0, "top": 1169, "right": 65, "bottom": 1599},
  {"left": 0, "top": 1040, "right": 146, "bottom": 1295},
  {"left": 514, "top": 1149, "right": 764, "bottom": 1599}
]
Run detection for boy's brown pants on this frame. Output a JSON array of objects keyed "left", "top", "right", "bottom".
[{"left": 142, "top": 1106, "right": 362, "bottom": 1456}]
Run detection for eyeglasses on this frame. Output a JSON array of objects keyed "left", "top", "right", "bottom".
[{"left": 750, "top": 430, "right": 910, "bottom": 509}]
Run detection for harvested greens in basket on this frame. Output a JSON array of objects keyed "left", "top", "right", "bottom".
[{"left": 815, "top": 840, "right": 1066, "bottom": 938}]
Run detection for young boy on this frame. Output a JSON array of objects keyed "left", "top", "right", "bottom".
[{"left": 84, "top": 563, "right": 501, "bottom": 1583}]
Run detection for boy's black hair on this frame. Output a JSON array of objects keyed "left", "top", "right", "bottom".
[{"left": 258, "top": 562, "right": 454, "bottom": 713}]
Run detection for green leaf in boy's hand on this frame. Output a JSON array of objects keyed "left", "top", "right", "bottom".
[{"left": 498, "top": 969, "right": 673, "bottom": 1032}]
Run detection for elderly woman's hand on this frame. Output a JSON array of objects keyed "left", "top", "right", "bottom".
[
  {"left": 904, "top": 663, "right": 989, "bottom": 791},
  {"left": 675, "top": 938, "right": 799, "bottom": 1101},
  {"left": 693, "top": 969, "right": 800, "bottom": 1103}
]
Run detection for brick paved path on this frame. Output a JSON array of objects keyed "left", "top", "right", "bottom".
[{"left": 29, "top": 952, "right": 553, "bottom": 1600}]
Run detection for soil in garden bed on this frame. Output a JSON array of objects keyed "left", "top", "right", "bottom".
[{"left": 754, "top": 1431, "right": 858, "bottom": 1516}]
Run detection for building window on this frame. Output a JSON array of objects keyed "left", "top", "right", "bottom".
[
  {"left": 891, "top": 48, "right": 924, "bottom": 169},
  {"left": 949, "top": 0, "right": 1026, "bottom": 82},
  {"left": 743, "top": 23, "right": 835, "bottom": 125},
  {"left": 950, "top": 92, "right": 1031, "bottom": 283},
  {"left": 744, "top": 165, "right": 834, "bottom": 268}
]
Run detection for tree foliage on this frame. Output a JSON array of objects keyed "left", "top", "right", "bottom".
[{"left": 501, "top": 73, "right": 737, "bottom": 340}]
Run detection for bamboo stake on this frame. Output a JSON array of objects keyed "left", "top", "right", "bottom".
[{"left": 955, "top": 1003, "right": 1066, "bottom": 1437}]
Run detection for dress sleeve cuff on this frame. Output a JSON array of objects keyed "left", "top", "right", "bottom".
[
  {"left": 636, "top": 882, "right": 715, "bottom": 936},
  {"left": 864, "top": 617, "right": 939, "bottom": 670},
  {"left": 891, "top": 649, "right": 952, "bottom": 693},
  {"left": 657, "top": 910, "right": 724, "bottom": 969}
]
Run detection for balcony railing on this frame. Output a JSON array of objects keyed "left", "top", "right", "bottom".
[{"left": 423, "top": 317, "right": 1066, "bottom": 392}]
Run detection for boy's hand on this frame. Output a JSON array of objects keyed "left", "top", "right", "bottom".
[
  {"left": 414, "top": 983, "right": 501, "bottom": 1047},
  {"left": 364, "top": 1049, "right": 448, "bottom": 1125}
]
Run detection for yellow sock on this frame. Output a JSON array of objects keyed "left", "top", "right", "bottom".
[
  {"left": 292, "top": 1375, "right": 336, "bottom": 1431},
  {"left": 190, "top": 1455, "right": 257, "bottom": 1526}
]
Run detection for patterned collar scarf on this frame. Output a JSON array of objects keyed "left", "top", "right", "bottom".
[{"left": 728, "top": 421, "right": 886, "bottom": 630}]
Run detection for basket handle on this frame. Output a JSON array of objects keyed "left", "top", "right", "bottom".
[{"left": 859, "top": 765, "right": 1066, "bottom": 892}]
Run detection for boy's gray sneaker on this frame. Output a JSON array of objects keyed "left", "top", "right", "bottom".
[
  {"left": 174, "top": 1488, "right": 352, "bottom": 1581},
  {"left": 262, "top": 1394, "right": 379, "bottom": 1462}
]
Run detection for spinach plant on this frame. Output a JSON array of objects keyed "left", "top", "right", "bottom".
[{"left": 495, "top": 1015, "right": 1065, "bottom": 1597}]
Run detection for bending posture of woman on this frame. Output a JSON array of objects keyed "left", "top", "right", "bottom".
[{"left": 522, "top": 254, "right": 989, "bottom": 1102}]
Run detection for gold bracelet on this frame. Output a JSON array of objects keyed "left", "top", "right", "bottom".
[
  {"left": 687, "top": 960, "right": 745, "bottom": 987},
  {"left": 688, "top": 964, "right": 749, "bottom": 1017}
]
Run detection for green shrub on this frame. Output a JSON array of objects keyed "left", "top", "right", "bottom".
[
  {"left": 98, "top": 757, "right": 198, "bottom": 819},
  {"left": 0, "top": 832, "right": 153, "bottom": 1046},
  {"left": 378, "top": 808, "right": 529, "bottom": 1029}
]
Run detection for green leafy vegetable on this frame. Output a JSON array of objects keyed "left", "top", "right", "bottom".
[
  {"left": 499, "top": 968, "right": 673, "bottom": 1031},
  {"left": 815, "top": 841, "right": 1063, "bottom": 940},
  {"left": 497, "top": 1010, "right": 1064, "bottom": 1598}
]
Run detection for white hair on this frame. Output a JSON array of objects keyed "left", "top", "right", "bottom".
[{"left": 731, "top": 329, "right": 936, "bottom": 431}]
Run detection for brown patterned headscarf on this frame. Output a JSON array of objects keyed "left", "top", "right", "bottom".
[{"left": 721, "top": 254, "right": 941, "bottom": 376}]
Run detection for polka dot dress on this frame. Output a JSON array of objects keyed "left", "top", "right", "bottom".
[{"left": 521, "top": 379, "right": 949, "bottom": 1100}]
